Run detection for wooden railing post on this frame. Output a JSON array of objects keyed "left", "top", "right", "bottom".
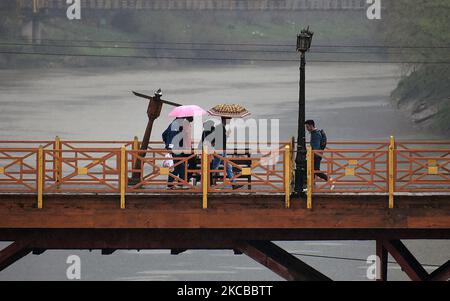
[
  {"left": 388, "top": 136, "right": 395, "bottom": 209},
  {"left": 284, "top": 145, "right": 291, "bottom": 208},
  {"left": 306, "top": 145, "right": 313, "bottom": 209},
  {"left": 132, "top": 136, "right": 139, "bottom": 167},
  {"left": 54, "top": 136, "right": 62, "bottom": 188},
  {"left": 202, "top": 145, "right": 208, "bottom": 209},
  {"left": 37, "top": 145, "right": 44, "bottom": 209},
  {"left": 120, "top": 145, "right": 126, "bottom": 209}
]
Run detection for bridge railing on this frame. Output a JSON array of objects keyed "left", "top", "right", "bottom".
[
  {"left": 0, "top": 139, "right": 293, "bottom": 208},
  {"left": 307, "top": 138, "right": 450, "bottom": 209},
  {"left": 43, "top": 148, "right": 122, "bottom": 193},
  {"left": 0, "top": 148, "right": 39, "bottom": 193},
  {"left": 127, "top": 148, "right": 203, "bottom": 194},
  {"left": 0, "top": 138, "right": 449, "bottom": 209},
  {"left": 395, "top": 149, "right": 450, "bottom": 193},
  {"left": 309, "top": 149, "right": 389, "bottom": 193},
  {"left": 309, "top": 141, "right": 391, "bottom": 196}
]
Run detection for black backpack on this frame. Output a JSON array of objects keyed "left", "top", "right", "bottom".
[{"left": 319, "top": 129, "right": 327, "bottom": 150}]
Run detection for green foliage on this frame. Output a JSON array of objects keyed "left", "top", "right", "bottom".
[
  {"left": 385, "top": 0, "right": 450, "bottom": 134},
  {"left": 108, "top": 10, "right": 377, "bottom": 45},
  {"left": 383, "top": 0, "right": 450, "bottom": 47},
  {"left": 393, "top": 65, "right": 450, "bottom": 103}
]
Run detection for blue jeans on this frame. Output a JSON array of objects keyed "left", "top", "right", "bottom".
[
  {"left": 212, "top": 153, "right": 234, "bottom": 181},
  {"left": 168, "top": 153, "right": 187, "bottom": 184}
]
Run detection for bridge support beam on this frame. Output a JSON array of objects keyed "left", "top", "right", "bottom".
[
  {"left": 0, "top": 241, "right": 31, "bottom": 272},
  {"left": 380, "top": 239, "right": 450, "bottom": 281},
  {"left": 235, "top": 241, "right": 331, "bottom": 281},
  {"left": 376, "top": 239, "right": 388, "bottom": 281},
  {"left": 0, "top": 228, "right": 449, "bottom": 281},
  {"left": 382, "top": 239, "right": 429, "bottom": 281},
  {"left": 428, "top": 260, "right": 450, "bottom": 281}
]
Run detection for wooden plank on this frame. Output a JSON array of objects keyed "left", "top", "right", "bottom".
[
  {"left": 236, "top": 241, "right": 331, "bottom": 281},
  {"left": 1, "top": 229, "right": 449, "bottom": 248},
  {"left": 0, "top": 194, "right": 449, "bottom": 230},
  {"left": 0, "top": 229, "right": 236, "bottom": 249}
]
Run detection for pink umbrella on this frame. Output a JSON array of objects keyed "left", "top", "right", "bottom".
[{"left": 168, "top": 105, "right": 207, "bottom": 118}]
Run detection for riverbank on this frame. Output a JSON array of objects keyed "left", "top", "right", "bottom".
[{"left": 390, "top": 65, "right": 450, "bottom": 136}]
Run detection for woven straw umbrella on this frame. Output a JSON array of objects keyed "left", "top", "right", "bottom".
[
  {"left": 207, "top": 104, "right": 250, "bottom": 119},
  {"left": 207, "top": 104, "right": 251, "bottom": 152}
]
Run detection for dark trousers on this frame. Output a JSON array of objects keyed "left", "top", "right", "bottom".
[
  {"left": 168, "top": 153, "right": 187, "bottom": 184},
  {"left": 314, "top": 154, "right": 328, "bottom": 181}
]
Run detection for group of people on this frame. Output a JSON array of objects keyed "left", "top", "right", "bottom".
[
  {"left": 162, "top": 116, "right": 241, "bottom": 190},
  {"left": 161, "top": 114, "right": 331, "bottom": 190}
]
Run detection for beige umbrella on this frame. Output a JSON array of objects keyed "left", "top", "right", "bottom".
[
  {"left": 207, "top": 104, "right": 250, "bottom": 153},
  {"left": 207, "top": 104, "right": 251, "bottom": 119}
]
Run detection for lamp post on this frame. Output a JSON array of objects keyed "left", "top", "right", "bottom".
[{"left": 294, "top": 26, "right": 313, "bottom": 196}]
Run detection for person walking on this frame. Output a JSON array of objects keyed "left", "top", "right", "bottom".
[
  {"left": 163, "top": 105, "right": 206, "bottom": 189},
  {"left": 206, "top": 104, "right": 251, "bottom": 190},
  {"left": 304, "top": 120, "right": 334, "bottom": 187}
]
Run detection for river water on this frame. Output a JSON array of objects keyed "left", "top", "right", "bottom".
[{"left": 0, "top": 63, "right": 448, "bottom": 280}]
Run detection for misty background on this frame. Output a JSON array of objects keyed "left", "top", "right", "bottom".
[{"left": 1, "top": 0, "right": 449, "bottom": 133}]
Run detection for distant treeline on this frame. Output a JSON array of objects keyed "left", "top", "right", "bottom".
[
  {"left": 4, "top": 0, "right": 371, "bottom": 11},
  {"left": 0, "top": 9, "right": 381, "bottom": 67}
]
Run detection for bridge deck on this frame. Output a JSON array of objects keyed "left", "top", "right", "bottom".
[
  {"left": 0, "top": 139, "right": 449, "bottom": 238},
  {"left": 0, "top": 139, "right": 449, "bottom": 211},
  {"left": 1, "top": 193, "right": 448, "bottom": 281},
  {"left": 0, "top": 194, "right": 449, "bottom": 233}
]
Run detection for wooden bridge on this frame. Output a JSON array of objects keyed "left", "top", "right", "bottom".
[{"left": 0, "top": 138, "right": 449, "bottom": 281}]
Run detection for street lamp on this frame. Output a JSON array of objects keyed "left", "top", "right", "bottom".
[{"left": 294, "top": 26, "right": 313, "bottom": 196}]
